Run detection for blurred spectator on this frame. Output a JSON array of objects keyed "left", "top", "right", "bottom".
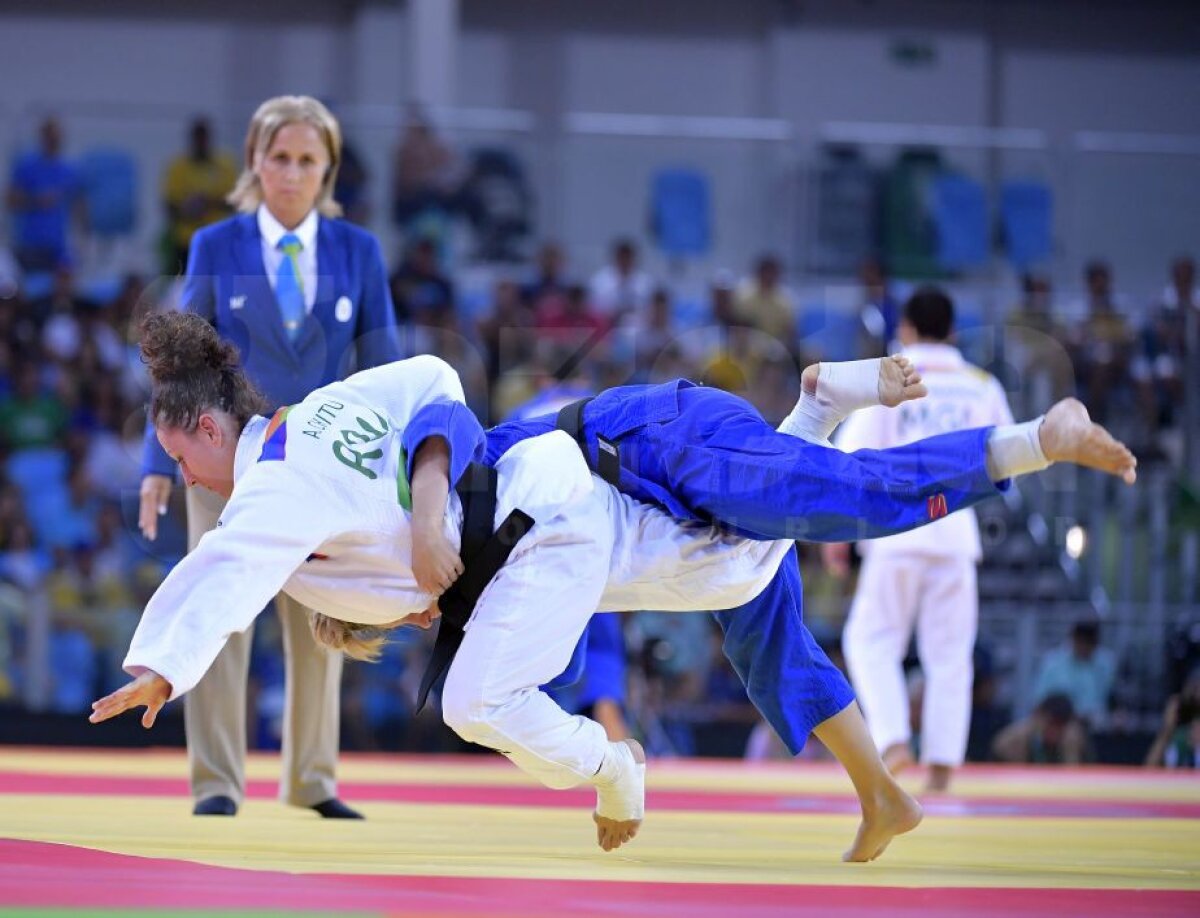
[
  {"left": 535, "top": 283, "right": 606, "bottom": 343},
  {"left": 1032, "top": 618, "right": 1117, "bottom": 730},
  {"left": 634, "top": 287, "right": 676, "bottom": 380},
  {"left": 1004, "top": 273, "right": 1074, "bottom": 416},
  {"left": 78, "top": 377, "right": 140, "bottom": 501},
  {"left": 390, "top": 237, "right": 456, "bottom": 328},
  {"left": 37, "top": 462, "right": 100, "bottom": 550},
  {"left": 478, "top": 277, "right": 536, "bottom": 388},
  {"left": 1145, "top": 667, "right": 1200, "bottom": 769},
  {"left": 0, "top": 361, "right": 68, "bottom": 451},
  {"left": 1008, "top": 273, "right": 1064, "bottom": 339},
  {"left": 522, "top": 241, "right": 571, "bottom": 310},
  {"left": 1141, "top": 255, "right": 1198, "bottom": 434},
  {"left": 391, "top": 103, "right": 468, "bottom": 236},
  {"left": 6, "top": 117, "right": 79, "bottom": 272},
  {"left": 966, "top": 643, "right": 1003, "bottom": 762},
  {"left": 334, "top": 136, "right": 370, "bottom": 226},
  {"left": 992, "top": 693, "right": 1088, "bottom": 764},
  {"left": 630, "top": 610, "right": 714, "bottom": 756},
  {"left": 0, "top": 517, "right": 49, "bottom": 592},
  {"left": 677, "top": 273, "right": 794, "bottom": 409},
  {"left": 39, "top": 269, "right": 86, "bottom": 362},
  {"left": 588, "top": 237, "right": 654, "bottom": 327},
  {"left": 735, "top": 254, "right": 797, "bottom": 354},
  {"left": 1065, "top": 260, "right": 1139, "bottom": 425},
  {"left": 161, "top": 117, "right": 237, "bottom": 273},
  {"left": 857, "top": 257, "right": 901, "bottom": 356}
]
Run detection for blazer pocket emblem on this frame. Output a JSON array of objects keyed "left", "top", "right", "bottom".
[{"left": 335, "top": 296, "right": 353, "bottom": 323}]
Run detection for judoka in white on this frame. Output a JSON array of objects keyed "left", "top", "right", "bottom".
[{"left": 96, "top": 313, "right": 903, "bottom": 856}]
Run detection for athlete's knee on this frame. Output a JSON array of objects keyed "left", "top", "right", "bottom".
[
  {"left": 441, "top": 672, "right": 490, "bottom": 742},
  {"left": 441, "top": 669, "right": 516, "bottom": 751}
]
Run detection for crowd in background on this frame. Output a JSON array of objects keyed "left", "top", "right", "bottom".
[{"left": 0, "top": 112, "right": 1196, "bottom": 770}]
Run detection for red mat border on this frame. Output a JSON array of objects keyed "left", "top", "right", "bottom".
[{"left": 1, "top": 840, "right": 1196, "bottom": 918}]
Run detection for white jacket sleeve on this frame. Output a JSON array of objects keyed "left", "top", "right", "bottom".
[{"left": 123, "top": 465, "right": 349, "bottom": 700}]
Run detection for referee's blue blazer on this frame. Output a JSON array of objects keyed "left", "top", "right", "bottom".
[{"left": 142, "top": 213, "right": 401, "bottom": 476}]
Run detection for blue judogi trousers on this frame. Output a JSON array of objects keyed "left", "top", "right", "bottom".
[{"left": 492, "top": 381, "right": 1007, "bottom": 753}]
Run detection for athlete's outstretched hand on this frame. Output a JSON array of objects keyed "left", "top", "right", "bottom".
[{"left": 90, "top": 670, "right": 171, "bottom": 729}]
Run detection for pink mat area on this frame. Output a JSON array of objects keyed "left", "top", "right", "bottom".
[
  {"left": 3, "top": 770, "right": 1198, "bottom": 819},
  {"left": 0, "top": 840, "right": 1195, "bottom": 918}
]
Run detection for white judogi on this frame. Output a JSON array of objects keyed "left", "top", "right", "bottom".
[
  {"left": 836, "top": 343, "right": 1013, "bottom": 766},
  {"left": 126, "top": 356, "right": 791, "bottom": 789}
]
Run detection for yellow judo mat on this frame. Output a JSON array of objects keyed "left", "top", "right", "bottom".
[{"left": 1, "top": 747, "right": 1197, "bottom": 916}]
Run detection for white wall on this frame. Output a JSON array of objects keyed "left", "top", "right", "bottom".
[{"left": 0, "top": 0, "right": 1196, "bottom": 294}]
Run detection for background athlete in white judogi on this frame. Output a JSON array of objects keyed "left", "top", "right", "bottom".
[{"left": 827, "top": 287, "right": 1015, "bottom": 792}]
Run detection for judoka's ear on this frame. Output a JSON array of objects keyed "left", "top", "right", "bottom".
[{"left": 196, "top": 412, "right": 222, "bottom": 445}]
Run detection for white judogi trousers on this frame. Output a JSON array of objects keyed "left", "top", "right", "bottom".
[
  {"left": 441, "top": 475, "right": 617, "bottom": 786},
  {"left": 843, "top": 551, "right": 978, "bottom": 767}
]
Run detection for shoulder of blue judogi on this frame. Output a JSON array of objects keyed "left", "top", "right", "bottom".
[{"left": 586, "top": 378, "right": 697, "bottom": 439}]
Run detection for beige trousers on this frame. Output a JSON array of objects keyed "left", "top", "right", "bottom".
[{"left": 184, "top": 485, "right": 342, "bottom": 807}]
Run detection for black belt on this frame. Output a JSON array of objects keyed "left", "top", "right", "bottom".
[
  {"left": 555, "top": 397, "right": 621, "bottom": 487},
  {"left": 414, "top": 462, "right": 534, "bottom": 713}
]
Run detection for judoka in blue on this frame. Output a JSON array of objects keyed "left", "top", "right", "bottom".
[{"left": 485, "top": 379, "right": 1004, "bottom": 753}]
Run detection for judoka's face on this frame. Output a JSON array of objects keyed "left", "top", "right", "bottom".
[{"left": 158, "top": 412, "right": 239, "bottom": 498}]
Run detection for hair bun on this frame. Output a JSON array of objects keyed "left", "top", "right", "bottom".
[{"left": 140, "top": 312, "right": 240, "bottom": 383}]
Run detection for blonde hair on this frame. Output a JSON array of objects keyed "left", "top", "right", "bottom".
[
  {"left": 227, "top": 95, "right": 344, "bottom": 217},
  {"left": 308, "top": 611, "right": 390, "bottom": 662}
]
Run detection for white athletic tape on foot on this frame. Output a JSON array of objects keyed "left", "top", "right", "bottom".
[
  {"left": 778, "top": 358, "right": 884, "bottom": 444},
  {"left": 594, "top": 741, "right": 645, "bottom": 822}
]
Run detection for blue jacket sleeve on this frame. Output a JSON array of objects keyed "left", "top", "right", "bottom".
[
  {"left": 141, "top": 231, "right": 217, "bottom": 478},
  {"left": 401, "top": 399, "right": 485, "bottom": 489},
  {"left": 355, "top": 234, "right": 402, "bottom": 368}
]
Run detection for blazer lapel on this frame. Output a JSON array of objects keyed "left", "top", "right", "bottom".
[
  {"left": 295, "top": 219, "right": 341, "bottom": 351},
  {"left": 234, "top": 213, "right": 269, "bottom": 288},
  {"left": 235, "top": 213, "right": 300, "bottom": 356}
]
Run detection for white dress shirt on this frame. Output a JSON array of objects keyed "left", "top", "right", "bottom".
[{"left": 257, "top": 205, "right": 319, "bottom": 312}]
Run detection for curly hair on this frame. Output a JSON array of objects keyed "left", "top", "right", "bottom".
[{"left": 140, "top": 312, "right": 268, "bottom": 432}]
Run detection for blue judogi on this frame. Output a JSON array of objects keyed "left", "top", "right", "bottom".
[
  {"left": 711, "top": 548, "right": 855, "bottom": 751},
  {"left": 485, "top": 380, "right": 1004, "bottom": 544},
  {"left": 487, "top": 379, "right": 1008, "bottom": 753}
]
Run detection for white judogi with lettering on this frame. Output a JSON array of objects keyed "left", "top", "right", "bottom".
[
  {"left": 837, "top": 343, "right": 1013, "bottom": 767},
  {"left": 125, "top": 356, "right": 791, "bottom": 789}
]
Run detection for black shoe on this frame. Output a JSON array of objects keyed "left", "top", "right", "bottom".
[
  {"left": 311, "top": 797, "right": 365, "bottom": 820},
  {"left": 193, "top": 795, "right": 237, "bottom": 816}
]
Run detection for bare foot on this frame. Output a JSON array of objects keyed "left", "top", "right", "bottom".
[
  {"left": 879, "top": 354, "right": 927, "bottom": 407},
  {"left": 843, "top": 779, "right": 924, "bottom": 863},
  {"left": 924, "top": 764, "right": 953, "bottom": 793},
  {"left": 1039, "top": 398, "right": 1137, "bottom": 484},
  {"left": 593, "top": 738, "right": 645, "bottom": 852},
  {"left": 882, "top": 741, "right": 914, "bottom": 776}
]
